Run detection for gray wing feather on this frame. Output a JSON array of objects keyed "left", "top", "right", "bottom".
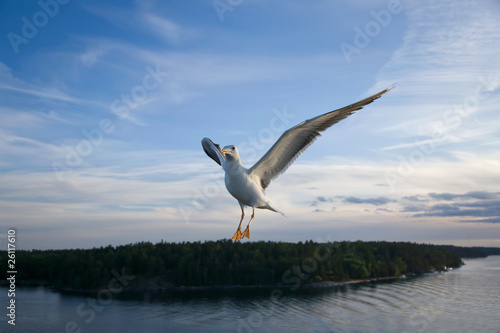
[
  {"left": 202, "top": 137, "right": 225, "bottom": 167},
  {"left": 248, "top": 87, "right": 393, "bottom": 189}
]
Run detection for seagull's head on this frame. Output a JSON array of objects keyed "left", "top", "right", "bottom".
[{"left": 221, "top": 145, "right": 240, "bottom": 161}]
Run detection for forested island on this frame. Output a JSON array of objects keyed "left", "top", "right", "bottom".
[
  {"left": 1, "top": 240, "right": 468, "bottom": 292},
  {"left": 437, "top": 245, "right": 500, "bottom": 258}
]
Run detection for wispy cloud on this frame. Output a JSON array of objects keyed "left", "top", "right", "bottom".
[
  {"left": 428, "top": 191, "right": 500, "bottom": 201},
  {"left": 0, "top": 62, "right": 105, "bottom": 109},
  {"left": 83, "top": 3, "right": 195, "bottom": 44},
  {"left": 141, "top": 14, "right": 185, "bottom": 43},
  {"left": 371, "top": 0, "right": 500, "bottom": 146},
  {"left": 401, "top": 191, "right": 500, "bottom": 224},
  {"left": 343, "top": 196, "right": 395, "bottom": 206}
]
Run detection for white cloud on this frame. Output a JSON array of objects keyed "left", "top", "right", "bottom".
[
  {"left": 2, "top": 147, "right": 500, "bottom": 248},
  {"left": 141, "top": 14, "right": 184, "bottom": 43},
  {"left": 80, "top": 45, "right": 113, "bottom": 67},
  {"left": 0, "top": 62, "right": 104, "bottom": 109},
  {"left": 84, "top": 3, "right": 194, "bottom": 45}
]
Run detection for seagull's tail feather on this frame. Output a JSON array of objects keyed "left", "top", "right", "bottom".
[{"left": 266, "top": 202, "right": 286, "bottom": 217}]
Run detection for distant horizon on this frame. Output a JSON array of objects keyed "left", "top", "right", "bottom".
[{"left": 9, "top": 236, "right": 500, "bottom": 252}]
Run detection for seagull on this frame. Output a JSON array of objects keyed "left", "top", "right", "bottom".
[{"left": 202, "top": 87, "right": 392, "bottom": 241}]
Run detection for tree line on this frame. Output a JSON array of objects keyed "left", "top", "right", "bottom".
[
  {"left": 0, "top": 240, "right": 463, "bottom": 291},
  {"left": 437, "top": 245, "right": 500, "bottom": 258}
]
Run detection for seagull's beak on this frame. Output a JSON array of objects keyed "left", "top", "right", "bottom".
[{"left": 221, "top": 148, "right": 231, "bottom": 155}]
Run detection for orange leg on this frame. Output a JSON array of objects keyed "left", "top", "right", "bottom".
[
  {"left": 232, "top": 204, "right": 245, "bottom": 241},
  {"left": 241, "top": 207, "right": 255, "bottom": 239}
]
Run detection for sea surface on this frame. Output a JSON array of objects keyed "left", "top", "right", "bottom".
[{"left": 2, "top": 256, "right": 499, "bottom": 333}]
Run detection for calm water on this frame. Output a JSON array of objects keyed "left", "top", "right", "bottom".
[{"left": 2, "top": 256, "right": 499, "bottom": 333}]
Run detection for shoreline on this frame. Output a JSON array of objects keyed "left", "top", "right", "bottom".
[
  {"left": 6, "top": 274, "right": 417, "bottom": 294},
  {"left": 303, "top": 274, "right": 410, "bottom": 289}
]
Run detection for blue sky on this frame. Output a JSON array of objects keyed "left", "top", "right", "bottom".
[{"left": 1, "top": 0, "right": 500, "bottom": 249}]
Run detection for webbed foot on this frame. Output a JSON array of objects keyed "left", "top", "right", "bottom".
[
  {"left": 232, "top": 229, "right": 243, "bottom": 242},
  {"left": 241, "top": 226, "right": 251, "bottom": 239}
]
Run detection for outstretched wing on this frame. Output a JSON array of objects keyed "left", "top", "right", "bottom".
[
  {"left": 201, "top": 137, "right": 225, "bottom": 167},
  {"left": 248, "top": 86, "right": 393, "bottom": 189}
]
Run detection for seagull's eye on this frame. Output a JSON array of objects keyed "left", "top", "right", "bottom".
[{"left": 232, "top": 147, "right": 235, "bottom": 150}]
